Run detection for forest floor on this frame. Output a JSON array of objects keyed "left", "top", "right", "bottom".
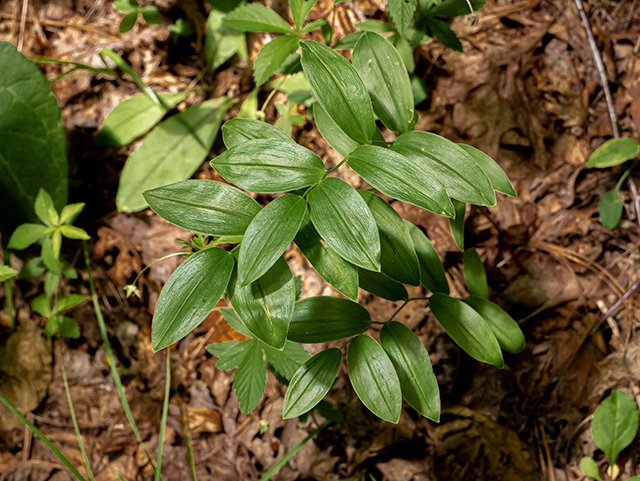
[{"left": 1, "top": 0, "right": 640, "bottom": 480}]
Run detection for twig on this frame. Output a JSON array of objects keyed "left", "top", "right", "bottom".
[
  {"left": 0, "top": 13, "right": 120, "bottom": 38},
  {"left": 589, "top": 279, "right": 640, "bottom": 336},
  {"left": 18, "top": 0, "right": 29, "bottom": 52}
]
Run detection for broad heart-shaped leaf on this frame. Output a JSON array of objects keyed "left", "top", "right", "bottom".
[
  {"left": 152, "top": 248, "right": 234, "bottom": 351},
  {"left": 7, "top": 224, "right": 48, "bottom": 250},
  {"left": 464, "top": 296, "right": 524, "bottom": 353},
  {"left": 348, "top": 146, "right": 454, "bottom": 217},
  {"left": 359, "top": 191, "right": 420, "bottom": 286},
  {"left": 224, "top": 3, "right": 294, "bottom": 33},
  {"left": 238, "top": 194, "right": 307, "bottom": 287},
  {"left": 117, "top": 97, "right": 233, "bottom": 212},
  {"left": 392, "top": 131, "right": 496, "bottom": 206},
  {"left": 599, "top": 189, "right": 623, "bottom": 229},
  {"left": 222, "top": 118, "right": 293, "bottom": 149},
  {"left": 457, "top": 144, "right": 516, "bottom": 197},
  {"left": 282, "top": 348, "right": 341, "bottom": 419},
  {"left": 448, "top": 199, "right": 466, "bottom": 251},
  {"left": 587, "top": 137, "right": 640, "bottom": 168},
  {"left": 429, "top": 293, "right": 503, "bottom": 367},
  {"left": 144, "top": 179, "right": 261, "bottom": 236},
  {"left": 211, "top": 139, "right": 326, "bottom": 193},
  {"left": 97, "top": 91, "right": 188, "bottom": 146},
  {"left": 287, "top": 296, "right": 372, "bottom": 343},
  {"left": 348, "top": 335, "right": 402, "bottom": 423},
  {"left": 405, "top": 221, "right": 449, "bottom": 295},
  {"left": 380, "top": 322, "right": 440, "bottom": 421},
  {"left": 358, "top": 268, "right": 408, "bottom": 301},
  {"left": 228, "top": 256, "right": 295, "bottom": 350},
  {"left": 294, "top": 212, "right": 359, "bottom": 300},
  {"left": 387, "top": 0, "right": 417, "bottom": 35},
  {"left": 253, "top": 35, "right": 299, "bottom": 86},
  {"left": 463, "top": 248, "right": 487, "bottom": 298},
  {"left": 0, "top": 41, "right": 67, "bottom": 239},
  {"left": 290, "top": 0, "right": 318, "bottom": 30},
  {"left": 313, "top": 102, "right": 360, "bottom": 157},
  {"left": 352, "top": 33, "right": 415, "bottom": 134},
  {"left": 300, "top": 40, "right": 375, "bottom": 145},
  {"left": 591, "top": 390, "right": 639, "bottom": 465},
  {"left": 262, "top": 340, "right": 311, "bottom": 381},
  {"left": 308, "top": 177, "right": 380, "bottom": 271}
]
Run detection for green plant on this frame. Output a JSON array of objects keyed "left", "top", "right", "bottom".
[
  {"left": 586, "top": 137, "right": 640, "bottom": 229},
  {"left": 113, "top": 0, "right": 162, "bottom": 33},
  {"left": 581, "top": 390, "right": 640, "bottom": 480}
]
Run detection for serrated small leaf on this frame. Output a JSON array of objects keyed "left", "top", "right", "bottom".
[
  {"left": 405, "top": 221, "right": 449, "bottom": 294},
  {"left": 387, "top": 0, "right": 417, "bottom": 35},
  {"left": 233, "top": 339, "right": 268, "bottom": 413},
  {"left": 287, "top": 296, "right": 372, "bottom": 343},
  {"left": 587, "top": 137, "right": 640, "bottom": 168},
  {"left": 56, "top": 316, "right": 80, "bottom": 338},
  {"left": 253, "top": 35, "right": 299, "bottom": 86},
  {"left": 290, "top": 0, "right": 318, "bottom": 30},
  {"left": 7, "top": 224, "right": 48, "bottom": 250},
  {"left": 222, "top": 118, "right": 293, "bottom": 148},
  {"left": 599, "top": 189, "right": 623, "bottom": 229},
  {"left": 428, "top": 0, "right": 486, "bottom": 18},
  {"left": 426, "top": 17, "right": 462, "bottom": 51},
  {"left": 33, "top": 294, "right": 51, "bottom": 317},
  {"left": 207, "top": 339, "right": 246, "bottom": 368},
  {"left": 224, "top": 3, "right": 294, "bottom": 33},
  {"left": 53, "top": 294, "right": 88, "bottom": 315},
  {"left": 458, "top": 144, "right": 516, "bottom": 197},
  {"left": 219, "top": 307, "right": 252, "bottom": 337},
  {"left": 591, "top": 390, "right": 639, "bottom": 465},
  {"left": 463, "top": 248, "right": 487, "bottom": 298},
  {"left": 448, "top": 199, "right": 466, "bottom": 250},
  {"left": 464, "top": 296, "right": 524, "bottom": 353},
  {"left": 313, "top": 102, "right": 360, "bottom": 157},
  {"left": 262, "top": 340, "right": 311, "bottom": 381},
  {"left": 358, "top": 267, "right": 408, "bottom": 301}
]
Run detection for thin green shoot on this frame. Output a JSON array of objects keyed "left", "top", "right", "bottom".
[
  {"left": 3, "top": 248, "right": 14, "bottom": 329},
  {"left": 155, "top": 348, "right": 172, "bottom": 481}
]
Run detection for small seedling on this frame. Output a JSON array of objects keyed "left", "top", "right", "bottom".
[{"left": 113, "top": 0, "right": 161, "bottom": 33}]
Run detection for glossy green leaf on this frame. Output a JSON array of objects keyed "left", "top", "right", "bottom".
[
  {"left": 152, "top": 248, "right": 234, "bottom": 351},
  {"left": 359, "top": 191, "right": 420, "bottom": 286},
  {"left": 212, "top": 139, "right": 326, "bottom": 193},
  {"left": 349, "top": 145, "right": 454, "bottom": 217},
  {"left": 205, "top": 10, "right": 247, "bottom": 71},
  {"left": 224, "top": 3, "right": 294, "bottom": 33},
  {"left": 282, "top": 348, "right": 341, "bottom": 418},
  {"left": 7, "top": 224, "right": 48, "bottom": 250},
  {"left": 53, "top": 294, "right": 88, "bottom": 315},
  {"left": 587, "top": 137, "right": 640, "bottom": 168},
  {"left": 591, "top": 390, "right": 639, "bottom": 465},
  {"left": 380, "top": 321, "right": 440, "bottom": 421},
  {"left": 294, "top": 212, "right": 359, "bottom": 300},
  {"left": 463, "top": 248, "right": 487, "bottom": 298},
  {"left": 428, "top": 0, "right": 486, "bottom": 17},
  {"left": 348, "top": 335, "right": 402, "bottom": 423},
  {"left": 222, "top": 118, "right": 294, "bottom": 149},
  {"left": 262, "top": 340, "right": 311, "bottom": 381},
  {"left": 332, "top": 31, "right": 365, "bottom": 49},
  {"left": 117, "top": 97, "right": 233, "bottom": 212},
  {"left": 228, "top": 256, "right": 295, "bottom": 350},
  {"left": 464, "top": 296, "right": 524, "bottom": 353},
  {"left": 599, "top": 189, "right": 623, "bottom": 229},
  {"left": 387, "top": 0, "right": 417, "bottom": 35},
  {"left": 307, "top": 177, "right": 380, "bottom": 271},
  {"left": 287, "top": 296, "right": 372, "bottom": 343},
  {"left": 313, "top": 102, "right": 360, "bottom": 157},
  {"left": 405, "top": 221, "right": 449, "bottom": 294},
  {"left": 290, "top": 0, "right": 318, "bottom": 30},
  {"left": 392, "top": 131, "right": 496, "bottom": 206},
  {"left": 458, "top": 144, "right": 516, "bottom": 197},
  {"left": 300, "top": 40, "right": 375, "bottom": 144},
  {"left": 448, "top": 199, "right": 466, "bottom": 251},
  {"left": 0, "top": 265, "right": 17, "bottom": 282},
  {"left": 352, "top": 33, "right": 414, "bottom": 134},
  {"left": 429, "top": 293, "right": 503, "bottom": 367},
  {"left": 580, "top": 457, "right": 602, "bottom": 481},
  {"left": 144, "top": 179, "right": 261, "bottom": 236},
  {"left": 254, "top": 35, "right": 299, "bottom": 86},
  {"left": 239, "top": 194, "right": 307, "bottom": 286},
  {"left": 97, "top": 92, "right": 188, "bottom": 146},
  {"left": 358, "top": 268, "right": 408, "bottom": 301},
  {"left": 354, "top": 20, "right": 395, "bottom": 33}
]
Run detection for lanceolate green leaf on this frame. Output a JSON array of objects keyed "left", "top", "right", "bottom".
[
  {"left": 212, "top": 140, "right": 326, "bottom": 193},
  {"left": 359, "top": 191, "right": 420, "bottom": 286},
  {"left": 300, "top": 40, "right": 375, "bottom": 144},
  {"left": 307, "top": 177, "right": 380, "bottom": 271},
  {"left": 464, "top": 296, "right": 524, "bottom": 353},
  {"left": 117, "top": 97, "right": 233, "bottom": 212},
  {"left": 458, "top": 144, "right": 516, "bottom": 197},
  {"left": 238, "top": 194, "right": 307, "bottom": 287},
  {"left": 282, "top": 348, "right": 341, "bottom": 419},
  {"left": 287, "top": 296, "right": 372, "bottom": 343},
  {"left": 294, "top": 212, "right": 359, "bottom": 300},
  {"left": 313, "top": 102, "right": 360, "bottom": 157},
  {"left": 144, "top": 180, "right": 261, "bottom": 236},
  {"left": 448, "top": 199, "right": 466, "bottom": 251},
  {"left": 463, "top": 248, "right": 487, "bottom": 298},
  {"left": 405, "top": 221, "right": 449, "bottom": 295},
  {"left": 586, "top": 137, "right": 640, "bottom": 168},
  {"left": 591, "top": 390, "right": 639, "bottom": 465},
  {"left": 358, "top": 268, "right": 408, "bottom": 301},
  {"left": 392, "top": 131, "right": 496, "bottom": 206},
  {"left": 253, "top": 35, "right": 300, "bottom": 86},
  {"left": 7, "top": 224, "right": 48, "bottom": 250},
  {"left": 348, "top": 335, "right": 402, "bottom": 423},
  {"left": 380, "top": 322, "right": 440, "bottom": 421},
  {"left": 228, "top": 256, "right": 295, "bottom": 350},
  {"left": 348, "top": 146, "right": 454, "bottom": 217},
  {"left": 429, "top": 293, "right": 503, "bottom": 367},
  {"left": 224, "top": 3, "right": 294, "bottom": 33},
  {"left": 222, "top": 118, "right": 294, "bottom": 149},
  {"left": 152, "top": 248, "right": 234, "bottom": 351},
  {"left": 290, "top": 0, "right": 318, "bottom": 30},
  {"left": 352, "top": 32, "right": 414, "bottom": 134},
  {"left": 599, "top": 189, "right": 623, "bottom": 229}
]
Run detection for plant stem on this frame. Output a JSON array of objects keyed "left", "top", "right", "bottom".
[
  {"left": 155, "top": 348, "right": 171, "bottom": 481},
  {"left": 3, "top": 248, "right": 14, "bottom": 329},
  {"left": 326, "top": 156, "right": 349, "bottom": 175},
  {"left": 614, "top": 160, "right": 639, "bottom": 192},
  {"left": 385, "top": 297, "right": 429, "bottom": 323},
  {"left": 125, "top": 252, "right": 186, "bottom": 296}
]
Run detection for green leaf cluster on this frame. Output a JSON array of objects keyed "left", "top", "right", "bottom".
[{"left": 113, "top": 0, "right": 161, "bottom": 33}]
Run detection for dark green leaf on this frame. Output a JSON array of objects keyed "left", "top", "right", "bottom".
[
  {"left": 307, "top": 177, "right": 380, "bottom": 271},
  {"left": 300, "top": 40, "right": 375, "bottom": 144},
  {"left": 53, "top": 294, "right": 88, "bottom": 315},
  {"left": 458, "top": 144, "right": 516, "bottom": 197},
  {"left": 315, "top": 400, "right": 343, "bottom": 422},
  {"left": 405, "top": 221, "right": 449, "bottom": 294},
  {"left": 448, "top": 199, "right": 466, "bottom": 251},
  {"left": 391, "top": 33, "right": 415, "bottom": 73},
  {"left": 348, "top": 335, "right": 402, "bottom": 423},
  {"left": 212, "top": 139, "right": 326, "bottom": 193},
  {"left": 33, "top": 294, "right": 51, "bottom": 317},
  {"left": 262, "top": 341, "right": 311, "bottom": 381},
  {"left": 290, "top": 0, "right": 318, "bottom": 30},
  {"left": 56, "top": 316, "right": 80, "bottom": 338},
  {"left": 387, "top": 0, "right": 417, "bottom": 35},
  {"left": 464, "top": 296, "right": 524, "bottom": 353},
  {"left": 254, "top": 35, "right": 299, "bottom": 86},
  {"left": 428, "top": 0, "right": 486, "bottom": 18},
  {"left": 224, "top": 3, "right": 294, "bottom": 33},
  {"left": 282, "top": 348, "right": 342, "bottom": 418},
  {"left": 294, "top": 212, "right": 359, "bottom": 300},
  {"left": 207, "top": 339, "right": 246, "bottom": 366},
  {"left": 380, "top": 321, "right": 440, "bottom": 421},
  {"left": 332, "top": 31, "right": 365, "bottom": 49},
  {"left": 152, "top": 248, "right": 234, "bottom": 351},
  {"left": 228, "top": 256, "right": 295, "bottom": 350},
  {"left": 219, "top": 307, "right": 252, "bottom": 337},
  {"left": 234, "top": 339, "right": 268, "bottom": 413},
  {"left": 599, "top": 189, "right": 623, "bottom": 229},
  {"left": 427, "top": 18, "right": 462, "bottom": 51},
  {"left": 117, "top": 97, "right": 233, "bottom": 212},
  {"left": 19, "top": 257, "right": 46, "bottom": 278},
  {"left": 463, "top": 248, "right": 487, "bottom": 298},
  {"left": 358, "top": 267, "right": 408, "bottom": 301},
  {"left": 238, "top": 194, "right": 307, "bottom": 286},
  {"left": 353, "top": 20, "right": 395, "bottom": 33},
  {"left": 276, "top": 53, "right": 303, "bottom": 74},
  {"left": 349, "top": 145, "right": 454, "bottom": 217},
  {"left": 411, "top": 74, "right": 428, "bottom": 104},
  {"left": 222, "top": 118, "right": 293, "bottom": 148},
  {"left": 429, "top": 293, "right": 503, "bottom": 367},
  {"left": 587, "top": 138, "right": 640, "bottom": 168},
  {"left": 313, "top": 102, "right": 360, "bottom": 157},
  {"left": 321, "top": 20, "right": 333, "bottom": 44},
  {"left": 144, "top": 179, "right": 261, "bottom": 236},
  {"left": 141, "top": 6, "right": 161, "bottom": 24},
  {"left": 119, "top": 12, "right": 138, "bottom": 33},
  {"left": 287, "top": 296, "right": 372, "bottom": 343},
  {"left": 359, "top": 191, "right": 420, "bottom": 286},
  {"left": 591, "top": 390, "right": 639, "bottom": 465},
  {"left": 7, "top": 224, "right": 48, "bottom": 250}
]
